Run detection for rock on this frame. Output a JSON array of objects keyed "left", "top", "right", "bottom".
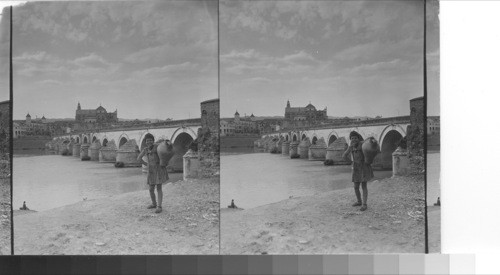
[
  {"left": 298, "top": 240, "right": 310, "bottom": 244},
  {"left": 95, "top": 242, "right": 106, "bottom": 246}
]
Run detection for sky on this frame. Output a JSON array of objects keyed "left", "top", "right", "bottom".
[
  {"left": 4, "top": 1, "right": 217, "bottom": 120},
  {"left": 220, "top": 0, "right": 440, "bottom": 118}
]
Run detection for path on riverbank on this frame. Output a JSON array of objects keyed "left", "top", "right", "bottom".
[
  {"left": 14, "top": 178, "right": 219, "bottom": 255},
  {"left": 221, "top": 175, "right": 425, "bottom": 254}
]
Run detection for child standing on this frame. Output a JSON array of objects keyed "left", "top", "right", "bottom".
[
  {"left": 137, "top": 137, "right": 170, "bottom": 214},
  {"left": 342, "top": 131, "right": 374, "bottom": 211}
]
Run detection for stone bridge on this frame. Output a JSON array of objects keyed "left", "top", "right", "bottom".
[
  {"left": 49, "top": 120, "right": 201, "bottom": 172},
  {"left": 259, "top": 116, "right": 411, "bottom": 169}
]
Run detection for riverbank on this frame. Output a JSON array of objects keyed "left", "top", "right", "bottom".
[
  {"left": 221, "top": 175, "right": 425, "bottom": 254},
  {"left": 14, "top": 177, "right": 219, "bottom": 255}
]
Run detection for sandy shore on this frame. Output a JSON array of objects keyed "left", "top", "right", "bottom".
[
  {"left": 14, "top": 177, "right": 219, "bottom": 255},
  {"left": 221, "top": 175, "right": 425, "bottom": 254}
]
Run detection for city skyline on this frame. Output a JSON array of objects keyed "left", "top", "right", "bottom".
[
  {"left": 220, "top": 0, "right": 439, "bottom": 118},
  {"left": 6, "top": 1, "right": 218, "bottom": 120}
]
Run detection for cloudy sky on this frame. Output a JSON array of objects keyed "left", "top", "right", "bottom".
[
  {"left": 220, "top": 0, "right": 439, "bottom": 118},
  {"left": 6, "top": 1, "right": 217, "bottom": 120}
]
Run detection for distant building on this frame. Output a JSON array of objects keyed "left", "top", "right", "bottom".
[
  {"left": 219, "top": 111, "right": 258, "bottom": 136},
  {"left": 13, "top": 112, "right": 50, "bottom": 138},
  {"left": 283, "top": 100, "right": 327, "bottom": 128},
  {"left": 427, "top": 116, "right": 440, "bottom": 135},
  {"left": 75, "top": 102, "right": 118, "bottom": 124}
]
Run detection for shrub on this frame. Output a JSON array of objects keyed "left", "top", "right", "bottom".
[
  {"left": 270, "top": 147, "right": 279, "bottom": 154},
  {"left": 324, "top": 159, "right": 334, "bottom": 166},
  {"left": 81, "top": 156, "right": 91, "bottom": 161},
  {"left": 114, "top": 161, "right": 125, "bottom": 168},
  {"left": 290, "top": 153, "right": 300, "bottom": 159}
]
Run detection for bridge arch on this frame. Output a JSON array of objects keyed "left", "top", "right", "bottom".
[
  {"left": 82, "top": 135, "right": 89, "bottom": 144},
  {"left": 378, "top": 125, "right": 406, "bottom": 169},
  {"left": 327, "top": 131, "right": 340, "bottom": 146},
  {"left": 311, "top": 135, "right": 318, "bottom": 145},
  {"left": 300, "top": 131, "right": 309, "bottom": 141},
  {"left": 92, "top": 135, "right": 97, "bottom": 143},
  {"left": 171, "top": 127, "right": 197, "bottom": 144},
  {"left": 292, "top": 133, "right": 298, "bottom": 142},
  {"left": 118, "top": 133, "right": 129, "bottom": 148},
  {"left": 102, "top": 137, "right": 109, "bottom": 147},
  {"left": 75, "top": 136, "right": 80, "bottom": 144},
  {"left": 378, "top": 124, "right": 406, "bottom": 151}
]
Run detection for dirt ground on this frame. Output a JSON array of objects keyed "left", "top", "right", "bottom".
[
  {"left": 428, "top": 205, "right": 441, "bottom": 253},
  {"left": 221, "top": 175, "right": 425, "bottom": 254},
  {"left": 14, "top": 177, "right": 219, "bottom": 255},
  {"left": 0, "top": 164, "right": 11, "bottom": 255}
]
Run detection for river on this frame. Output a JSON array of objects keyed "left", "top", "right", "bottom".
[
  {"left": 427, "top": 151, "right": 440, "bottom": 206},
  {"left": 13, "top": 155, "right": 182, "bottom": 211},
  {"left": 221, "top": 153, "right": 393, "bottom": 209}
]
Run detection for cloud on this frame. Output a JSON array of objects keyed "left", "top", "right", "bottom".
[
  {"left": 72, "top": 53, "right": 112, "bottom": 68},
  {"left": 222, "top": 48, "right": 327, "bottom": 77}
]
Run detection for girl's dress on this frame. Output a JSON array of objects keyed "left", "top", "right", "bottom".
[
  {"left": 346, "top": 142, "right": 374, "bottom": 183},
  {"left": 143, "top": 146, "right": 169, "bottom": 185}
]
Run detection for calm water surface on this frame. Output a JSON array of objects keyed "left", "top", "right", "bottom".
[
  {"left": 221, "top": 153, "right": 392, "bottom": 209},
  {"left": 427, "top": 152, "right": 440, "bottom": 206},
  {"left": 13, "top": 155, "right": 182, "bottom": 211}
]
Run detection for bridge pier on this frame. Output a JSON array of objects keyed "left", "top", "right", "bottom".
[
  {"left": 392, "top": 147, "right": 410, "bottom": 176},
  {"left": 298, "top": 138, "right": 311, "bottom": 159},
  {"left": 281, "top": 141, "right": 290, "bottom": 155},
  {"left": 66, "top": 141, "right": 73, "bottom": 156},
  {"left": 116, "top": 139, "right": 140, "bottom": 167},
  {"left": 73, "top": 143, "right": 81, "bottom": 157},
  {"left": 89, "top": 141, "right": 101, "bottom": 161},
  {"left": 289, "top": 141, "right": 299, "bottom": 158},
  {"left": 80, "top": 144, "right": 90, "bottom": 159},
  {"left": 183, "top": 149, "right": 199, "bottom": 180},
  {"left": 325, "top": 137, "right": 351, "bottom": 165},
  {"left": 99, "top": 140, "right": 116, "bottom": 163},
  {"left": 308, "top": 138, "right": 326, "bottom": 161}
]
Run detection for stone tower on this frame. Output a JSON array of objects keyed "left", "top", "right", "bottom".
[
  {"left": 77, "top": 102, "right": 81, "bottom": 110},
  {"left": 200, "top": 98, "right": 219, "bottom": 133},
  {"left": 234, "top": 110, "right": 240, "bottom": 123},
  {"left": 26, "top": 113, "right": 31, "bottom": 125}
]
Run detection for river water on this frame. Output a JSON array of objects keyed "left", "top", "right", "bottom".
[
  {"left": 427, "top": 152, "right": 440, "bottom": 206},
  {"left": 221, "top": 153, "right": 393, "bottom": 209},
  {"left": 13, "top": 155, "right": 182, "bottom": 211}
]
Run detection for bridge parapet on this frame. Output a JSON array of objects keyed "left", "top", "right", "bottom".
[
  {"left": 53, "top": 120, "right": 201, "bottom": 138},
  {"left": 270, "top": 116, "right": 410, "bottom": 134}
]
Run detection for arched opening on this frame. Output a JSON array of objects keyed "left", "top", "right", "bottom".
[
  {"left": 83, "top": 136, "right": 88, "bottom": 144},
  {"left": 170, "top": 132, "right": 194, "bottom": 172},
  {"left": 92, "top": 136, "right": 97, "bottom": 143},
  {"left": 301, "top": 134, "right": 307, "bottom": 141},
  {"left": 312, "top": 136, "right": 318, "bottom": 145},
  {"left": 380, "top": 130, "right": 404, "bottom": 169},
  {"left": 76, "top": 137, "right": 80, "bottom": 144},
  {"left": 102, "top": 138, "right": 108, "bottom": 147},
  {"left": 119, "top": 137, "right": 128, "bottom": 148},
  {"left": 285, "top": 135, "right": 289, "bottom": 141},
  {"left": 292, "top": 134, "right": 297, "bottom": 142},
  {"left": 328, "top": 135, "right": 337, "bottom": 146},
  {"left": 140, "top": 133, "right": 155, "bottom": 150}
]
